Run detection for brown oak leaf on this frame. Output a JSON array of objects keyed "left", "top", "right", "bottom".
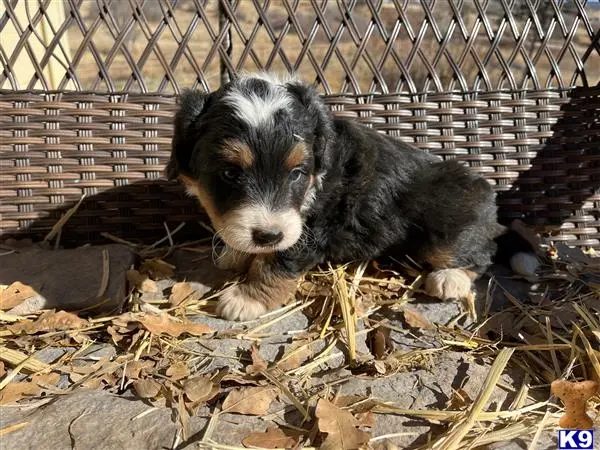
[
  {"left": 169, "top": 282, "right": 196, "bottom": 306},
  {"left": 222, "top": 387, "right": 277, "bottom": 415},
  {"left": 242, "top": 427, "right": 301, "bottom": 449},
  {"left": 0, "top": 282, "right": 38, "bottom": 310},
  {"left": 138, "top": 314, "right": 212, "bottom": 337},
  {"left": 133, "top": 378, "right": 162, "bottom": 399},
  {"left": 275, "top": 340, "right": 312, "bottom": 372},
  {"left": 316, "top": 398, "right": 370, "bottom": 450},
  {"left": 124, "top": 360, "right": 154, "bottom": 380},
  {"left": 126, "top": 270, "right": 159, "bottom": 293},
  {"left": 0, "top": 373, "right": 59, "bottom": 405},
  {"left": 402, "top": 308, "right": 435, "bottom": 330},
  {"left": 246, "top": 343, "right": 268, "bottom": 375},
  {"left": 183, "top": 376, "right": 218, "bottom": 403},
  {"left": 166, "top": 362, "right": 190, "bottom": 381},
  {"left": 114, "top": 313, "right": 212, "bottom": 337},
  {"left": 8, "top": 310, "right": 87, "bottom": 334}
]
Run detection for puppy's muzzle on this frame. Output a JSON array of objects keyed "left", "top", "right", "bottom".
[
  {"left": 252, "top": 228, "right": 284, "bottom": 246},
  {"left": 219, "top": 204, "right": 303, "bottom": 254}
]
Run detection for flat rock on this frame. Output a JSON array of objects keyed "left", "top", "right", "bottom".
[
  {"left": 0, "top": 244, "right": 135, "bottom": 314},
  {"left": 335, "top": 351, "right": 529, "bottom": 448},
  {"left": 0, "top": 390, "right": 207, "bottom": 450}
]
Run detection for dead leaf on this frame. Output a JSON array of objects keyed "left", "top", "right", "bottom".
[
  {"left": 0, "top": 362, "right": 5, "bottom": 378},
  {"left": 0, "top": 382, "right": 41, "bottom": 405},
  {"left": 177, "top": 392, "right": 190, "bottom": 439},
  {"left": 169, "top": 282, "right": 196, "bottom": 306},
  {"left": 8, "top": 310, "right": 87, "bottom": 335},
  {"left": 246, "top": 343, "right": 267, "bottom": 375},
  {"left": 0, "top": 282, "right": 38, "bottom": 310},
  {"left": 183, "top": 376, "right": 217, "bottom": 403},
  {"left": 137, "top": 313, "right": 212, "bottom": 337},
  {"left": 373, "top": 359, "right": 387, "bottom": 374},
  {"left": 242, "top": 427, "right": 301, "bottom": 449},
  {"left": 222, "top": 386, "right": 277, "bottom": 415},
  {"left": 31, "top": 372, "right": 60, "bottom": 387},
  {"left": 140, "top": 259, "right": 175, "bottom": 280},
  {"left": 68, "top": 373, "right": 103, "bottom": 389},
  {"left": 402, "top": 308, "right": 435, "bottom": 330},
  {"left": 166, "top": 362, "right": 190, "bottom": 381},
  {"left": 356, "top": 411, "right": 376, "bottom": 428},
  {"left": 367, "top": 327, "right": 392, "bottom": 359},
  {"left": 221, "top": 373, "right": 261, "bottom": 386},
  {"left": 446, "top": 388, "right": 472, "bottom": 410},
  {"left": 332, "top": 395, "right": 363, "bottom": 408},
  {"left": 133, "top": 378, "right": 161, "bottom": 399},
  {"left": 0, "top": 372, "right": 58, "bottom": 405},
  {"left": 106, "top": 326, "right": 125, "bottom": 344},
  {"left": 125, "top": 360, "right": 154, "bottom": 380},
  {"left": 102, "top": 373, "right": 118, "bottom": 386},
  {"left": 276, "top": 340, "right": 312, "bottom": 371},
  {"left": 69, "top": 356, "right": 115, "bottom": 377},
  {"left": 316, "top": 398, "right": 371, "bottom": 450},
  {"left": 332, "top": 395, "right": 378, "bottom": 414},
  {"left": 127, "top": 270, "right": 159, "bottom": 293},
  {"left": 114, "top": 313, "right": 212, "bottom": 337}
]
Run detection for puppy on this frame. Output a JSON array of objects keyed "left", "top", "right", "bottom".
[{"left": 167, "top": 73, "right": 538, "bottom": 321}]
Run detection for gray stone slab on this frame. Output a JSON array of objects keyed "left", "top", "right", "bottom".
[
  {"left": 0, "top": 390, "right": 209, "bottom": 450},
  {"left": 0, "top": 244, "right": 135, "bottom": 314}
]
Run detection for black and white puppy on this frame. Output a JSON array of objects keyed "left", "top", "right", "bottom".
[{"left": 167, "top": 73, "right": 538, "bottom": 321}]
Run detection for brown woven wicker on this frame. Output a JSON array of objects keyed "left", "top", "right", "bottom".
[{"left": 1, "top": 1, "right": 599, "bottom": 247}]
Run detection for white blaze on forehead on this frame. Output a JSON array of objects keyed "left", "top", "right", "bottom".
[{"left": 223, "top": 79, "right": 293, "bottom": 128}]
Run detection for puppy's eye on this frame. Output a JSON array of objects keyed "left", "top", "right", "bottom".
[
  {"left": 290, "top": 167, "right": 306, "bottom": 182},
  {"left": 221, "top": 168, "right": 241, "bottom": 183}
]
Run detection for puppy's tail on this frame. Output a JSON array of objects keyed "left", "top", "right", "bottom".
[{"left": 493, "top": 225, "right": 540, "bottom": 278}]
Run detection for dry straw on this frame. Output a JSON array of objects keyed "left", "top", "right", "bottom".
[{"left": 0, "top": 221, "right": 599, "bottom": 446}]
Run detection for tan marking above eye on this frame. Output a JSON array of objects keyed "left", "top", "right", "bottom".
[
  {"left": 220, "top": 139, "right": 254, "bottom": 168},
  {"left": 285, "top": 142, "right": 307, "bottom": 170}
]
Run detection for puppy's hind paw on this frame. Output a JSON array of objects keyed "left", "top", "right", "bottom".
[
  {"left": 425, "top": 268, "right": 473, "bottom": 301},
  {"left": 216, "top": 285, "right": 268, "bottom": 321}
]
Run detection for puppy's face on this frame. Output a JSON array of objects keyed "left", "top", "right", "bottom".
[{"left": 168, "top": 75, "right": 331, "bottom": 254}]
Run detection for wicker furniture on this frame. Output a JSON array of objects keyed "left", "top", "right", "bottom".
[{"left": 1, "top": 0, "right": 599, "bottom": 247}]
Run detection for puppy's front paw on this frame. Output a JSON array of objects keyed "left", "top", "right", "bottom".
[
  {"left": 425, "top": 269, "right": 472, "bottom": 300},
  {"left": 216, "top": 285, "right": 268, "bottom": 321}
]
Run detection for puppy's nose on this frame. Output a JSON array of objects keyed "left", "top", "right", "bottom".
[{"left": 252, "top": 228, "right": 284, "bottom": 246}]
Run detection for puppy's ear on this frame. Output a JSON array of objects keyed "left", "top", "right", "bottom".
[
  {"left": 286, "top": 82, "right": 333, "bottom": 173},
  {"left": 166, "top": 89, "right": 212, "bottom": 180}
]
